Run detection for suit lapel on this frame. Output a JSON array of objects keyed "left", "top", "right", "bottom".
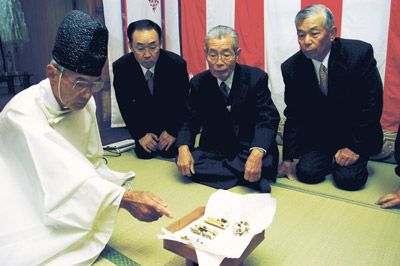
[
  {"left": 207, "top": 73, "right": 230, "bottom": 107},
  {"left": 230, "top": 64, "right": 247, "bottom": 110},
  {"left": 294, "top": 52, "right": 324, "bottom": 98},
  {"left": 130, "top": 53, "right": 153, "bottom": 99},
  {"left": 327, "top": 39, "right": 348, "bottom": 97},
  {"left": 153, "top": 50, "right": 166, "bottom": 97},
  {"left": 207, "top": 71, "right": 238, "bottom": 137},
  {"left": 226, "top": 64, "right": 245, "bottom": 137}
]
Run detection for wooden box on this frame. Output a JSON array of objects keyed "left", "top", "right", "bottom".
[{"left": 163, "top": 206, "right": 265, "bottom": 266}]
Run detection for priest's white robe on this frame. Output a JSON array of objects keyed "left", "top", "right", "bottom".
[{"left": 0, "top": 79, "right": 134, "bottom": 265}]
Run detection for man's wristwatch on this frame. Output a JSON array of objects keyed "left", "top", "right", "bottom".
[{"left": 251, "top": 147, "right": 266, "bottom": 155}]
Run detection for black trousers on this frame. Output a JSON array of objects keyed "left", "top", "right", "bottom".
[
  {"left": 296, "top": 150, "right": 369, "bottom": 191},
  {"left": 135, "top": 141, "right": 178, "bottom": 159},
  {"left": 186, "top": 144, "right": 279, "bottom": 190}
]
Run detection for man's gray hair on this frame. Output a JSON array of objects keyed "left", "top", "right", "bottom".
[
  {"left": 205, "top": 25, "right": 239, "bottom": 52},
  {"left": 295, "top": 4, "right": 335, "bottom": 31}
]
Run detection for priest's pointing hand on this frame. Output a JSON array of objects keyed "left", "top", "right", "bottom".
[{"left": 120, "top": 191, "right": 173, "bottom": 222}]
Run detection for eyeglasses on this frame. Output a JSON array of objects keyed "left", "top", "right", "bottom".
[
  {"left": 133, "top": 45, "right": 160, "bottom": 54},
  {"left": 64, "top": 74, "right": 104, "bottom": 93},
  {"left": 207, "top": 52, "right": 236, "bottom": 62}
]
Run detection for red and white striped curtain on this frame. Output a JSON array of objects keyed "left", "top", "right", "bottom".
[{"left": 104, "top": 0, "right": 400, "bottom": 131}]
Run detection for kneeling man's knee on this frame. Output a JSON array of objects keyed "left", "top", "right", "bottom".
[
  {"left": 296, "top": 162, "right": 326, "bottom": 184},
  {"left": 333, "top": 169, "right": 368, "bottom": 191}
]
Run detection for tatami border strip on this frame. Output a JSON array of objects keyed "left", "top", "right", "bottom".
[
  {"left": 156, "top": 157, "right": 400, "bottom": 214},
  {"left": 100, "top": 245, "right": 142, "bottom": 266},
  {"left": 271, "top": 182, "right": 400, "bottom": 214}
]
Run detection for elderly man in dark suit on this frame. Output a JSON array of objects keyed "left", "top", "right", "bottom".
[
  {"left": 278, "top": 4, "right": 383, "bottom": 191},
  {"left": 176, "top": 25, "right": 280, "bottom": 193},
  {"left": 113, "top": 19, "right": 189, "bottom": 159}
]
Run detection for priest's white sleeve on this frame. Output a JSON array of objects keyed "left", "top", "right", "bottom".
[{"left": 0, "top": 108, "right": 126, "bottom": 266}]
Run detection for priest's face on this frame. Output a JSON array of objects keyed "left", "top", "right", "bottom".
[
  {"left": 130, "top": 29, "right": 161, "bottom": 69},
  {"left": 206, "top": 36, "right": 240, "bottom": 81},
  {"left": 57, "top": 69, "right": 103, "bottom": 110}
]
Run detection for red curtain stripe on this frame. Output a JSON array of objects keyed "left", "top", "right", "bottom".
[
  {"left": 235, "top": 0, "right": 265, "bottom": 71},
  {"left": 180, "top": 0, "right": 207, "bottom": 78},
  {"left": 121, "top": 0, "right": 129, "bottom": 54},
  {"left": 381, "top": 0, "right": 400, "bottom": 131}
]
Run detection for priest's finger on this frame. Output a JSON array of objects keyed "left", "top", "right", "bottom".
[{"left": 157, "top": 205, "right": 173, "bottom": 218}]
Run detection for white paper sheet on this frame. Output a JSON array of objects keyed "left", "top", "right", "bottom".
[{"left": 159, "top": 190, "right": 277, "bottom": 265}]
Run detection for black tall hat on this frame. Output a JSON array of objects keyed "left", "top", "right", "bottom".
[{"left": 52, "top": 10, "right": 108, "bottom": 77}]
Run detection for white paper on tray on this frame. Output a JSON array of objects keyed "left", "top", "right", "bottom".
[{"left": 158, "top": 190, "right": 277, "bottom": 266}]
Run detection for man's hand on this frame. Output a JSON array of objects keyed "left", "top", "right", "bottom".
[
  {"left": 376, "top": 187, "right": 400, "bottom": 209},
  {"left": 177, "top": 145, "right": 195, "bottom": 177},
  {"left": 120, "top": 190, "right": 173, "bottom": 222},
  {"left": 138, "top": 133, "right": 158, "bottom": 153},
  {"left": 158, "top": 131, "right": 176, "bottom": 151},
  {"left": 334, "top": 148, "right": 360, "bottom": 166},
  {"left": 244, "top": 149, "right": 263, "bottom": 182},
  {"left": 277, "top": 160, "right": 295, "bottom": 181}
]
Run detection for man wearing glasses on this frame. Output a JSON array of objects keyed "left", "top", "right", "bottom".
[
  {"left": 113, "top": 19, "right": 190, "bottom": 159},
  {"left": 0, "top": 11, "right": 172, "bottom": 265},
  {"left": 176, "top": 25, "right": 280, "bottom": 193}
]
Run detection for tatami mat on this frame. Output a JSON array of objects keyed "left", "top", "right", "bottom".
[
  {"left": 93, "top": 150, "right": 400, "bottom": 266},
  {"left": 274, "top": 160, "right": 400, "bottom": 214}
]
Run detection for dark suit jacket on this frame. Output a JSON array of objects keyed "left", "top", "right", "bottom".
[
  {"left": 112, "top": 49, "right": 189, "bottom": 141},
  {"left": 281, "top": 38, "right": 383, "bottom": 160},
  {"left": 177, "top": 63, "right": 280, "bottom": 158}
]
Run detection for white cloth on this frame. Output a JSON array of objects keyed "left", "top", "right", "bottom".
[{"left": 0, "top": 79, "right": 134, "bottom": 265}]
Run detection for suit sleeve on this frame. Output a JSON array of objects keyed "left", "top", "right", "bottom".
[
  {"left": 112, "top": 59, "right": 147, "bottom": 140},
  {"left": 348, "top": 44, "right": 383, "bottom": 156},
  {"left": 164, "top": 59, "right": 190, "bottom": 138},
  {"left": 251, "top": 73, "right": 280, "bottom": 151},
  {"left": 281, "top": 61, "right": 301, "bottom": 161},
  {"left": 176, "top": 78, "right": 202, "bottom": 148}
]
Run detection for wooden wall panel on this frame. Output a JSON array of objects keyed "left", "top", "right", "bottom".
[
  {"left": 15, "top": 0, "right": 111, "bottom": 128},
  {"left": 19, "top": 0, "right": 79, "bottom": 84}
]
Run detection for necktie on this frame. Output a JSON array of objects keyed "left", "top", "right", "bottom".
[
  {"left": 319, "top": 64, "right": 328, "bottom": 96},
  {"left": 220, "top": 82, "right": 229, "bottom": 101},
  {"left": 145, "top": 70, "right": 154, "bottom": 95}
]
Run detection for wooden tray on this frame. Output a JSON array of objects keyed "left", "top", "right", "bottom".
[{"left": 163, "top": 206, "right": 265, "bottom": 266}]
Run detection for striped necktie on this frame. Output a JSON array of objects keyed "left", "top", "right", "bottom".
[
  {"left": 220, "top": 82, "right": 229, "bottom": 99},
  {"left": 319, "top": 63, "right": 328, "bottom": 96},
  {"left": 145, "top": 69, "right": 154, "bottom": 95}
]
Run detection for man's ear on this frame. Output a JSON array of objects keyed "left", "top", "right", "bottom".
[
  {"left": 330, "top": 26, "right": 337, "bottom": 41},
  {"left": 46, "top": 64, "right": 58, "bottom": 82},
  {"left": 128, "top": 43, "right": 134, "bottom": 53},
  {"left": 235, "top": 48, "right": 241, "bottom": 61}
]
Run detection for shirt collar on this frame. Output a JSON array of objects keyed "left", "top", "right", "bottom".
[
  {"left": 312, "top": 50, "right": 331, "bottom": 83},
  {"left": 217, "top": 70, "right": 235, "bottom": 89},
  {"left": 312, "top": 50, "right": 331, "bottom": 71},
  {"left": 140, "top": 64, "right": 156, "bottom": 76}
]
